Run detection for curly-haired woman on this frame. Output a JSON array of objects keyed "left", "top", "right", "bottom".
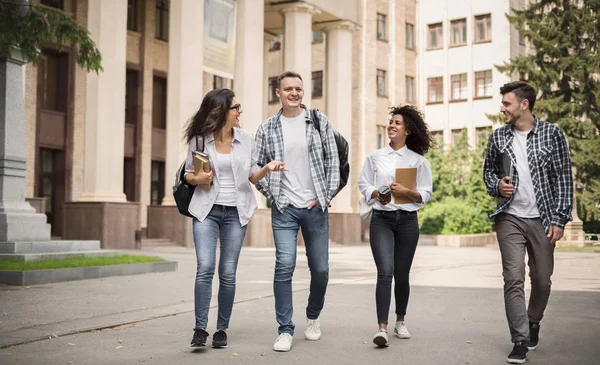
[
  {"left": 357, "top": 105, "right": 434, "bottom": 347},
  {"left": 183, "top": 88, "right": 285, "bottom": 349}
]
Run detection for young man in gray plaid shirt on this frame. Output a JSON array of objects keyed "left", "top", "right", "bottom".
[
  {"left": 483, "top": 81, "right": 573, "bottom": 364},
  {"left": 254, "top": 71, "right": 340, "bottom": 352}
]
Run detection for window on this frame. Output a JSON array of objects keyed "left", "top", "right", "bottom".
[
  {"left": 474, "top": 70, "right": 493, "bottom": 98},
  {"left": 427, "top": 76, "right": 443, "bottom": 103},
  {"left": 406, "top": 23, "right": 414, "bottom": 49},
  {"left": 377, "top": 13, "right": 387, "bottom": 41},
  {"left": 39, "top": 51, "right": 68, "bottom": 112},
  {"left": 125, "top": 70, "right": 139, "bottom": 125},
  {"left": 377, "top": 126, "right": 387, "bottom": 149},
  {"left": 150, "top": 161, "right": 165, "bottom": 205},
  {"left": 406, "top": 76, "right": 414, "bottom": 103},
  {"left": 123, "top": 158, "right": 136, "bottom": 202},
  {"left": 312, "top": 71, "right": 323, "bottom": 98},
  {"left": 450, "top": 73, "right": 468, "bottom": 101},
  {"left": 268, "top": 77, "right": 279, "bottom": 104},
  {"left": 451, "top": 128, "right": 465, "bottom": 147},
  {"left": 450, "top": 19, "right": 467, "bottom": 46},
  {"left": 269, "top": 35, "right": 282, "bottom": 51},
  {"left": 312, "top": 31, "right": 324, "bottom": 44},
  {"left": 474, "top": 14, "right": 491, "bottom": 43},
  {"left": 428, "top": 23, "right": 443, "bottom": 49},
  {"left": 475, "top": 126, "right": 493, "bottom": 146},
  {"left": 152, "top": 76, "right": 167, "bottom": 129},
  {"left": 127, "top": 0, "right": 140, "bottom": 32},
  {"left": 376, "top": 69, "right": 387, "bottom": 97},
  {"left": 213, "top": 75, "right": 224, "bottom": 90},
  {"left": 155, "top": 0, "right": 169, "bottom": 41},
  {"left": 431, "top": 131, "right": 444, "bottom": 145},
  {"left": 41, "top": 0, "right": 63, "bottom": 9}
]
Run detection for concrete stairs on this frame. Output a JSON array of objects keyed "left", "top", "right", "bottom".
[
  {"left": 0, "top": 240, "right": 121, "bottom": 262},
  {"left": 141, "top": 238, "right": 178, "bottom": 247}
]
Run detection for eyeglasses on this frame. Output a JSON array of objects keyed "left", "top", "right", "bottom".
[{"left": 229, "top": 104, "right": 242, "bottom": 113}]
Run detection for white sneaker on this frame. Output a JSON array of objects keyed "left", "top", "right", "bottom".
[
  {"left": 394, "top": 321, "right": 411, "bottom": 339},
  {"left": 273, "top": 333, "right": 293, "bottom": 352},
  {"left": 373, "top": 329, "right": 389, "bottom": 347},
  {"left": 304, "top": 318, "right": 321, "bottom": 341}
]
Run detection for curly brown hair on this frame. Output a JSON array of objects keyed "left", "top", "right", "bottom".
[{"left": 388, "top": 105, "right": 433, "bottom": 155}]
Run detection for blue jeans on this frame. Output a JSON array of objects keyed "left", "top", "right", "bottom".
[
  {"left": 193, "top": 205, "right": 247, "bottom": 330},
  {"left": 271, "top": 206, "right": 329, "bottom": 335}
]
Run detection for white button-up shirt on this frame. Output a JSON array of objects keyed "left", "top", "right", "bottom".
[
  {"left": 185, "top": 127, "right": 260, "bottom": 226},
  {"left": 357, "top": 145, "right": 433, "bottom": 212}
]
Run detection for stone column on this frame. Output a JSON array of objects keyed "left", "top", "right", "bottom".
[
  {"left": 280, "top": 3, "right": 320, "bottom": 108},
  {"left": 161, "top": 0, "right": 204, "bottom": 206},
  {"left": 79, "top": 0, "right": 128, "bottom": 202},
  {"left": 324, "top": 21, "right": 357, "bottom": 213},
  {"left": 0, "top": 50, "right": 51, "bottom": 243}
]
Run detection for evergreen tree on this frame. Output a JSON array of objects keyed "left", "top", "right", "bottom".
[{"left": 496, "top": 0, "right": 600, "bottom": 231}]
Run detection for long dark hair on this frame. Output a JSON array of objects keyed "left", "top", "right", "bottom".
[
  {"left": 183, "top": 88, "right": 235, "bottom": 143},
  {"left": 389, "top": 105, "right": 433, "bottom": 155}
]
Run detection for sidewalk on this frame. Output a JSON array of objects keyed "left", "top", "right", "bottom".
[{"left": 1, "top": 245, "right": 599, "bottom": 364}]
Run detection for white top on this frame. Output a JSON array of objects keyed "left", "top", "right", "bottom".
[
  {"left": 358, "top": 144, "right": 433, "bottom": 212},
  {"left": 184, "top": 127, "right": 260, "bottom": 226},
  {"left": 214, "top": 152, "right": 237, "bottom": 207},
  {"left": 279, "top": 110, "right": 317, "bottom": 207},
  {"left": 505, "top": 129, "right": 540, "bottom": 218}
]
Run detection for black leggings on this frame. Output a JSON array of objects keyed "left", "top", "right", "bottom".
[{"left": 369, "top": 209, "right": 420, "bottom": 325}]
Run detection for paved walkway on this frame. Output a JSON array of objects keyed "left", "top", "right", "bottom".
[{"left": 0, "top": 244, "right": 599, "bottom": 364}]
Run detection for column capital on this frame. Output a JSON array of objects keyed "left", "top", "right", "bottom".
[
  {"left": 316, "top": 20, "right": 360, "bottom": 33},
  {"left": 278, "top": 2, "right": 321, "bottom": 16}
]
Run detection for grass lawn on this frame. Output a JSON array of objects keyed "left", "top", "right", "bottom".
[{"left": 0, "top": 255, "right": 165, "bottom": 271}]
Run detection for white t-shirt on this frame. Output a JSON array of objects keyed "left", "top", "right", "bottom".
[
  {"left": 214, "top": 152, "right": 237, "bottom": 207},
  {"left": 279, "top": 111, "right": 317, "bottom": 207},
  {"left": 506, "top": 129, "right": 540, "bottom": 218}
]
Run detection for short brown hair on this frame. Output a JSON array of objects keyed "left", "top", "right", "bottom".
[
  {"left": 500, "top": 81, "right": 537, "bottom": 112},
  {"left": 277, "top": 71, "right": 303, "bottom": 89}
]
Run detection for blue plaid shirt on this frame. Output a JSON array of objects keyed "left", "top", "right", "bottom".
[
  {"left": 254, "top": 106, "right": 340, "bottom": 213},
  {"left": 483, "top": 117, "right": 573, "bottom": 232}
]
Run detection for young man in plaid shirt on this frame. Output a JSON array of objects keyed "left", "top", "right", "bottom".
[
  {"left": 483, "top": 81, "right": 573, "bottom": 364},
  {"left": 254, "top": 71, "right": 340, "bottom": 352}
]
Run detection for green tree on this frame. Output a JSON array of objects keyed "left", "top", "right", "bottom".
[
  {"left": 0, "top": 0, "right": 102, "bottom": 72},
  {"left": 496, "top": 0, "right": 600, "bottom": 231}
]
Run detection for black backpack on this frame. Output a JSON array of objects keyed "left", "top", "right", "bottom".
[
  {"left": 172, "top": 136, "right": 203, "bottom": 217},
  {"left": 311, "top": 109, "right": 349, "bottom": 197}
]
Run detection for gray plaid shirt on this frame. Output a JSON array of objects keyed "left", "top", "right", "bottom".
[
  {"left": 254, "top": 106, "right": 340, "bottom": 213},
  {"left": 483, "top": 117, "right": 573, "bottom": 232}
]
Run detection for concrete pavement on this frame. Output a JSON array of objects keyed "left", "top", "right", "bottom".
[{"left": 0, "top": 244, "right": 599, "bottom": 364}]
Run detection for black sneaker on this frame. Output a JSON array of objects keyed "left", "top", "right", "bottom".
[
  {"left": 212, "top": 330, "right": 228, "bottom": 348},
  {"left": 190, "top": 328, "right": 209, "bottom": 347},
  {"left": 507, "top": 341, "right": 528, "bottom": 364},
  {"left": 527, "top": 322, "right": 540, "bottom": 350}
]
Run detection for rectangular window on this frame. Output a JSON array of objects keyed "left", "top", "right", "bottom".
[
  {"left": 127, "top": 0, "right": 140, "bottom": 32},
  {"left": 450, "top": 73, "right": 468, "bottom": 101},
  {"left": 474, "top": 70, "right": 493, "bottom": 98},
  {"left": 312, "top": 31, "right": 324, "bottom": 44},
  {"left": 428, "top": 23, "right": 443, "bottom": 49},
  {"left": 312, "top": 71, "right": 323, "bottom": 98},
  {"left": 155, "top": 0, "right": 169, "bottom": 41},
  {"left": 377, "top": 69, "right": 387, "bottom": 97},
  {"left": 475, "top": 126, "right": 493, "bottom": 146},
  {"left": 427, "top": 76, "right": 443, "bottom": 103},
  {"left": 406, "top": 23, "right": 414, "bottom": 49},
  {"left": 406, "top": 76, "right": 414, "bottom": 103},
  {"left": 213, "top": 75, "right": 224, "bottom": 90},
  {"left": 451, "top": 128, "right": 465, "bottom": 147},
  {"left": 41, "top": 0, "right": 63, "bottom": 9},
  {"left": 123, "top": 157, "right": 136, "bottom": 202},
  {"left": 450, "top": 19, "right": 467, "bottom": 46},
  {"left": 377, "top": 126, "right": 387, "bottom": 149},
  {"left": 474, "top": 14, "right": 492, "bottom": 43},
  {"left": 125, "top": 70, "right": 139, "bottom": 125},
  {"left": 152, "top": 76, "right": 167, "bottom": 129},
  {"left": 150, "top": 161, "right": 165, "bottom": 206},
  {"left": 269, "top": 35, "right": 282, "bottom": 51},
  {"left": 377, "top": 13, "right": 387, "bottom": 41},
  {"left": 431, "top": 131, "right": 444, "bottom": 145},
  {"left": 268, "top": 76, "right": 279, "bottom": 104}
]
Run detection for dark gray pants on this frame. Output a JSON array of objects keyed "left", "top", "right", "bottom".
[{"left": 495, "top": 213, "right": 555, "bottom": 343}]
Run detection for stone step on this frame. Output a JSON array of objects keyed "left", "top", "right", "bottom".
[
  {"left": 0, "top": 240, "right": 101, "bottom": 254},
  {"left": 141, "top": 238, "right": 177, "bottom": 247},
  {"left": 0, "top": 250, "right": 122, "bottom": 262}
]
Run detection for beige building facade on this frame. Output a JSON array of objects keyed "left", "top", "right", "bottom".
[{"left": 23, "top": 0, "right": 416, "bottom": 248}]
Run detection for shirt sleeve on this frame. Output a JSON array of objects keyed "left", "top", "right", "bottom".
[
  {"left": 483, "top": 133, "right": 501, "bottom": 197},
  {"left": 357, "top": 153, "right": 377, "bottom": 204},
  {"left": 248, "top": 137, "right": 261, "bottom": 178},
  {"left": 320, "top": 112, "right": 340, "bottom": 203},
  {"left": 253, "top": 124, "right": 274, "bottom": 202},
  {"left": 550, "top": 127, "right": 573, "bottom": 228},
  {"left": 416, "top": 158, "right": 433, "bottom": 205}
]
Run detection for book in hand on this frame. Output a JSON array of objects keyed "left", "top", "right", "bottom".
[
  {"left": 394, "top": 168, "right": 417, "bottom": 205},
  {"left": 192, "top": 151, "right": 211, "bottom": 190}
]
